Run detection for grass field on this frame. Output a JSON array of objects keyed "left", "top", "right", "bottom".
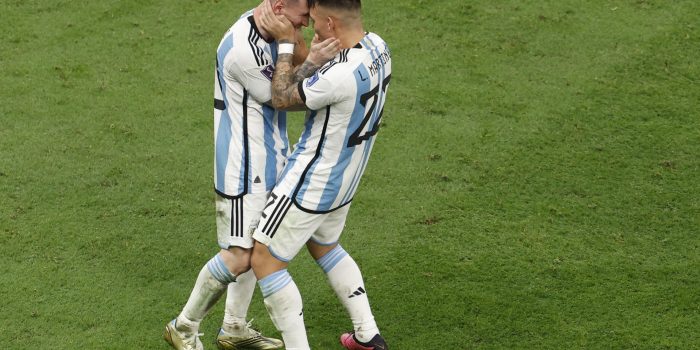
[{"left": 1, "top": 0, "right": 699, "bottom": 349}]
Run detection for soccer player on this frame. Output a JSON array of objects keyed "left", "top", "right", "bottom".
[
  {"left": 251, "top": 1, "right": 392, "bottom": 349},
  {"left": 163, "top": 1, "right": 339, "bottom": 349}
]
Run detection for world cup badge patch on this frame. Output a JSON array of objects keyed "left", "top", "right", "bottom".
[
  {"left": 306, "top": 72, "right": 320, "bottom": 87},
  {"left": 261, "top": 65, "right": 275, "bottom": 81}
]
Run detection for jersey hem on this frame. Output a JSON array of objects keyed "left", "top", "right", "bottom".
[
  {"left": 292, "top": 198, "right": 352, "bottom": 215},
  {"left": 214, "top": 188, "right": 246, "bottom": 200}
]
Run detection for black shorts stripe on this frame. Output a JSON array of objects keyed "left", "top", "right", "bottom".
[
  {"left": 238, "top": 197, "right": 244, "bottom": 237},
  {"left": 230, "top": 197, "right": 244, "bottom": 237},
  {"left": 269, "top": 199, "right": 293, "bottom": 239},
  {"left": 230, "top": 198, "right": 237, "bottom": 237},
  {"left": 262, "top": 196, "right": 291, "bottom": 237},
  {"left": 261, "top": 195, "right": 288, "bottom": 234}
]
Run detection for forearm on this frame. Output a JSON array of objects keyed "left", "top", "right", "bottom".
[
  {"left": 272, "top": 41, "right": 324, "bottom": 110},
  {"left": 271, "top": 47, "right": 300, "bottom": 110},
  {"left": 293, "top": 59, "right": 322, "bottom": 82}
]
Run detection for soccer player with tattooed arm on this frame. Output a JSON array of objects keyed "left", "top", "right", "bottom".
[
  {"left": 251, "top": 0, "right": 392, "bottom": 349},
  {"left": 162, "top": 1, "right": 338, "bottom": 349}
]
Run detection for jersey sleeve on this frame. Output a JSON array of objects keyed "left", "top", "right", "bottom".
[
  {"left": 298, "top": 64, "right": 348, "bottom": 111},
  {"left": 227, "top": 55, "right": 274, "bottom": 104}
]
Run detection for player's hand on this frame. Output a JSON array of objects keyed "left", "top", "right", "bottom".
[
  {"left": 292, "top": 28, "right": 310, "bottom": 65},
  {"left": 258, "top": 0, "right": 295, "bottom": 42},
  {"left": 307, "top": 34, "right": 341, "bottom": 66},
  {"left": 295, "top": 28, "right": 307, "bottom": 48}
]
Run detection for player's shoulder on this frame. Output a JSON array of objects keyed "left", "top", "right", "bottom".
[
  {"left": 332, "top": 33, "right": 389, "bottom": 69},
  {"left": 231, "top": 10, "right": 253, "bottom": 28},
  {"left": 223, "top": 11, "right": 267, "bottom": 47},
  {"left": 364, "top": 32, "right": 388, "bottom": 46},
  {"left": 226, "top": 11, "right": 256, "bottom": 43},
  {"left": 221, "top": 12, "right": 270, "bottom": 68},
  {"left": 354, "top": 32, "right": 392, "bottom": 76},
  {"left": 357, "top": 32, "right": 391, "bottom": 58},
  {"left": 302, "top": 52, "right": 353, "bottom": 94},
  {"left": 218, "top": 12, "right": 249, "bottom": 49}
]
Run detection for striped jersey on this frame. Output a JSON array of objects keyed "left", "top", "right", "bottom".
[
  {"left": 214, "top": 10, "right": 289, "bottom": 198},
  {"left": 275, "top": 32, "right": 392, "bottom": 213}
]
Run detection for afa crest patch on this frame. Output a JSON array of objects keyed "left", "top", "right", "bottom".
[
  {"left": 260, "top": 65, "right": 275, "bottom": 81},
  {"left": 306, "top": 72, "right": 320, "bottom": 87}
]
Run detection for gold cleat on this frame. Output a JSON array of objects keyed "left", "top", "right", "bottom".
[
  {"left": 215, "top": 320, "right": 283, "bottom": 350},
  {"left": 164, "top": 319, "right": 204, "bottom": 350}
]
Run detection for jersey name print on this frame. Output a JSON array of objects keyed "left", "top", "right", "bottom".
[
  {"left": 213, "top": 11, "right": 289, "bottom": 198},
  {"left": 275, "top": 32, "right": 392, "bottom": 213}
]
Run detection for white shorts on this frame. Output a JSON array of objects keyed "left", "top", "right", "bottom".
[
  {"left": 216, "top": 192, "right": 269, "bottom": 249},
  {"left": 253, "top": 192, "right": 351, "bottom": 262}
]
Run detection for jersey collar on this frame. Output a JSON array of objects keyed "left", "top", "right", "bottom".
[{"left": 248, "top": 15, "right": 274, "bottom": 43}]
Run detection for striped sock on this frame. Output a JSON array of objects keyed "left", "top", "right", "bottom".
[
  {"left": 259, "top": 270, "right": 309, "bottom": 350},
  {"left": 206, "top": 253, "right": 237, "bottom": 284},
  {"left": 177, "top": 254, "right": 236, "bottom": 331},
  {"left": 223, "top": 269, "right": 256, "bottom": 334},
  {"left": 317, "top": 245, "right": 379, "bottom": 343}
]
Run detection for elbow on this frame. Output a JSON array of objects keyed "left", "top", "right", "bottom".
[
  {"left": 271, "top": 95, "right": 291, "bottom": 111},
  {"left": 270, "top": 95, "right": 284, "bottom": 110}
]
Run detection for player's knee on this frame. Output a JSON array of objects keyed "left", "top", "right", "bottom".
[
  {"left": 307, "top": 241, "right": 338, "bottom": 261},
  {"left": 231, "top": 262, "right": 251, "bottom": 276},
  {"left": 251, "top": 242, "right": 287, "bottom": 279},
  {"left": 250, "top": 245, "right": 267, "bottom": 272},
  {"left": 219, "top": 248, "right": 251, "bottom": 276}
]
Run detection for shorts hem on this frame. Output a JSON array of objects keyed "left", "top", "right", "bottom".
[
  {"left": 269, "top": 246, "right": 292, "bottom": 263},
  {"left": 218, "top": 239, "right": 254, "bottom": 250},
  {"left": 308, "top": 236, "right": 338, "bottom": 246}
]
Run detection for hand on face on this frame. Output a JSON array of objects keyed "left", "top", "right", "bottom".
[
  {"left": 294, "top": 28, "right": 306, "bottom": 47},
  {"left": 307, "top": 34, "right": 341, "bottom": 66},
  {"left": 258, "top": 0, "right": 295, "bottom": 42}
]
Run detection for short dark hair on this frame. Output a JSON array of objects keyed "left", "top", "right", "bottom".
[{"left": 307, "top": 0, "right": 361, "bottom": 11}]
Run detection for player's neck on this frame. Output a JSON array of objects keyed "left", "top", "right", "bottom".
[
  {"left": 339, "top": 27, "right": 365, "bottom": 49},
  {"left": 253, "top": 7, "right": 273, "bottom": 42}
]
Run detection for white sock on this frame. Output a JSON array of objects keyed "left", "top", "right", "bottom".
[
  {"left": 317, "top": 245, "right": 379, "bottom": 343},
  {"left": 223, "top": 269, "right": 257, "bottom": 334},
  {"left": 259, "top": 269, "right": 309, "bottom": 350},
  {"left": 177, "top": 254, "right": 236, "bottom": 332}
]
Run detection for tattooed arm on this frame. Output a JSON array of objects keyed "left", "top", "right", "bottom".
[
  {"left": 256, "top": 1, "right": 340, "bottom": 110},
  {"left": 272, "top": 36, "right": 340, "bottom": 110}
]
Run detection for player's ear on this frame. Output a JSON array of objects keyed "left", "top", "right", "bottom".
[
  {"left": 327, "top": 16, "right": 334, "bottom": 31},
  {"left": 272, "top": 0, "right": 284, "bottom": 14}
]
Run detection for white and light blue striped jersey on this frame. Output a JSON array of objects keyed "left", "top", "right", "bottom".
[
  {"left": 214, "top": 10, "right": 289, "bottom": 198},
  {"left": 274, "top": 32, "right": 392, "bottom": 213}
]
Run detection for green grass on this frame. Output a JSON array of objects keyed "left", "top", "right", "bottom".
[{"left": 1, "top": 0, "right": 699, "bottom": 349}]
